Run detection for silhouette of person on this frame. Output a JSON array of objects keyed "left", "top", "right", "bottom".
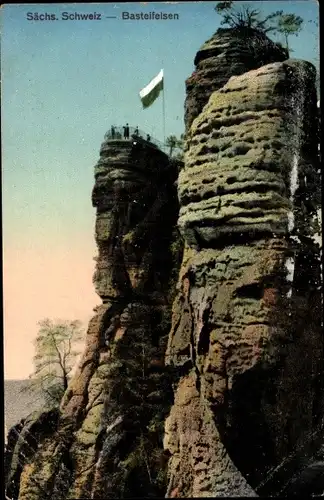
[
  {"left": 134, "top": 126, "right": 139, "bottom": 136},
  {"left": 125, "top": 123, "right": 130, "bottom": 139},
  {"left": 111, "top": 125, "right": 115, "bottom": 139},
  {"left": 146, "top": 134, "right": 151, "bottom": 141},
  {"left": 123, "top": 125, "right": 127, "bottom": 139}
]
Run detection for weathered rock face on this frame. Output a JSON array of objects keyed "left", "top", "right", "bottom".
[
  {"left": 164, "top": 58, "right": 322, "bottom": 497},
  {"left": 5, "top": 28, "right": 322, "bottom": 500},
  {"left": 185, "top": 27, "right": 288, "bottom": 132},
  {"left": 92, "top": 138, "right": 176, "bottom": 300},
  {"left": 5, "top": 410, "right": 59, "bottom": 500},
  {"left": 5, "top": 137, "right": 182, "bottom": 500}
]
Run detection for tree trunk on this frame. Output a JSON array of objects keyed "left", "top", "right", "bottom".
[
  {"left": 285, "top": 33, "right": 289, "bottom": 53},
  {"left": 63, "top": 373, "right": 68, "bottom": 392}
]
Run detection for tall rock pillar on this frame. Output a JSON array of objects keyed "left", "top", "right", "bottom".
[
  {"left": 164, "top": 31, "right": 322, "bottom": 497},
  {"left": 6, "top": 136, "right": 182, "bottom": 500}
]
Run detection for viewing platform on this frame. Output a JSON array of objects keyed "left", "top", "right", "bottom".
[{"left": 104, "top": 126, "right": 182, "bottom": 158}]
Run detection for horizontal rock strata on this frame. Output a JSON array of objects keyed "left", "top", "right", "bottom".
[
  {"left": 185, "top": 27, "right": 288, "bottom": 132},
  {"left": 165, "top": 59, "right": 323, "bottom": 497},
  {"left": 180, "top": 60, "right": 319, "bottom": 245}
]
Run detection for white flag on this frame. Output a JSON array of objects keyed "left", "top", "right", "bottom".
[{"left": 139, "top": 69, "right": 164, "bottom": 109}]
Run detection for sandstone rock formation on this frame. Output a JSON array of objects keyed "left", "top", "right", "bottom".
[
  {"left": 5, "top": 137, "right": 182, "bottom": 500},
  {"left": 185, "top": 27, "right": 288, "bottom": 132},
  {"left": 5, "top": 27, "right": 322, "bottom": 500},
  {"left": 164, "top": 53, "right": 322, "bottom": 497}
]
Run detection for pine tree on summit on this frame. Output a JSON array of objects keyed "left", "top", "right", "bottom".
[
  {"left": 214, "top": 1, "right": 304, "bottom": 55},
  {"left": 215, "top": 1, "right": 283, "bottom": 33},
  {"left": 275, "top": 13, "right": 303, "bottom": 52}
]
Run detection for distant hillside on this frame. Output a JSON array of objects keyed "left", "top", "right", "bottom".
[{"left": 4, "top": 380, "right": 46, "bottom": 433}]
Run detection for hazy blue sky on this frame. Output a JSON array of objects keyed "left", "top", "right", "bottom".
[{"left": 1, "top": 1, "right": 319, "bottom": 378}]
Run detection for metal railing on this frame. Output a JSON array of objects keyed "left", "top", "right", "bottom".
[{"left": 104, "top": 126, "right": 182, "bottom": 157}]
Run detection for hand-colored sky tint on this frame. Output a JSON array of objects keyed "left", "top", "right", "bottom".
[{"left": 1, "top": 1, "right": 319, "bottom": 379}]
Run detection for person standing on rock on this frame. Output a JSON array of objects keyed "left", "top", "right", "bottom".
[
  {"left": 124, "top": 123, "right": 130, "bottom": 139},
  {"left": 134, "top": 126, "right": 139, "bottom": 136},
  {"left": 111, "top": 125, "right": 115, "bottom": 139}
]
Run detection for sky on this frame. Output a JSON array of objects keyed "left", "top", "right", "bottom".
[{"left": 1, "top": 1, "right": 320, "bottom": 379}]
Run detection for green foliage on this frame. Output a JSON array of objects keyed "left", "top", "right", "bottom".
[
  {"left": 23, "top": 319, "right": 84, "bottom": 408},
  {"left": 214, "top": 2, "right": 303, "bottom": 52},
  {"left": 177, "top": 133, "right": 185, "bottom": 149},
  {"left": 118, "top": 431, "right": 168, "bottom": 497},
  {"left": 166, "top": 133, "right": 184, "bottom": 157},
  {"left": 103, "top": 305, "right": 173, "bottom": 497},
  {"left": 275, "top": 13, "right": 303, "bottom": 50},
  {"left": 215, "top": 2, "right": 283, "bottom": 33},
  {"left": 122, "top": 230, "right": 136, "bottom": 245}
]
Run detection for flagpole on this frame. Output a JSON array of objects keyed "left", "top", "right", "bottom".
[{"left": 162, "top": 65, "right": 166, "bottom": 147}]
